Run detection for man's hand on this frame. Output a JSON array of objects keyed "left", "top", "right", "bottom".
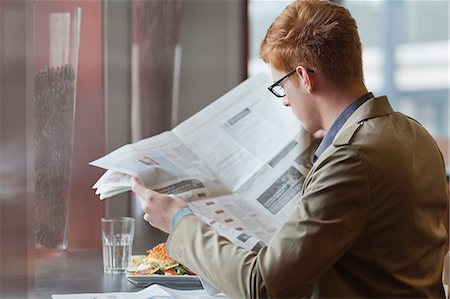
[{"left": 131, "top": 177, "right": 188, "bottom": 233}]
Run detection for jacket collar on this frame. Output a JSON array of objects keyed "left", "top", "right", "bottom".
[
  {"left": 346, "top": 95, "right": 393, "bottom": 123},
  {"left": 333, "top": 96, "right": 393, "bottom": 146}
]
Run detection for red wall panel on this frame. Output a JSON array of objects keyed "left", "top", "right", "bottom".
[{"left": 68, "top": 0, "right": 104, "bottom": 249}]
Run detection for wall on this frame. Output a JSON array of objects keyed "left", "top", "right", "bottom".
[
  {"left": 0, "top": 1, "right": 32, "bottom": 297},
  {"left": 176, "top": 0, "right": 245, "bottom": 124},
  {"left": 0, "top": 1, "right": 245, "bottom": 296},
  {"left": 103, "top": 0, "right": 131, "bottom": 218},
  {"left": 0, "top": 0, "right": 106, "bottom": 296}
]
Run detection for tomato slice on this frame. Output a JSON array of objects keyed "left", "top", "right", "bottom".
[{"left": 163, "top": 268, "right": 177, "bottom": 275}]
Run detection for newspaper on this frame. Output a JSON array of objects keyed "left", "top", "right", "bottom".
[
  {"left": 52, "top": 283, "right": 226, "bottom": 298},
  {"left": 90, "top": 73, "right": 317, "bottom": 246}
]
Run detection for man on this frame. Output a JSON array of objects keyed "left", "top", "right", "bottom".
[{"left": 132, "top": 0, "right": 449, "bottom": 297}]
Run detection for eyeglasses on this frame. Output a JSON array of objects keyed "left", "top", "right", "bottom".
[{"left": 268, "top": 68, "right": 314, "bottom": 98}]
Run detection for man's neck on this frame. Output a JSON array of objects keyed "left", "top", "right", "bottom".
[{"left": 318, "top": 83, "right": 368, "bottom": 130}]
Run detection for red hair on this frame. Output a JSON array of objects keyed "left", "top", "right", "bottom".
[{"left": 260, "top": 0, "right": 364, "bottom": 87}]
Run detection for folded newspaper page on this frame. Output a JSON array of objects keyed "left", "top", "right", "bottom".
[{"left": 90, "top": 73, "right": 318, "bottom": 246}]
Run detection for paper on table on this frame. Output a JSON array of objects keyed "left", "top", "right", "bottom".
[{"left": 52, "top": 284, "right": 226, "bottom": 299}]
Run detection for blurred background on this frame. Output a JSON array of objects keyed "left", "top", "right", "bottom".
[{"left": 0, "top": 0, "right": 448, "bottom": 297}]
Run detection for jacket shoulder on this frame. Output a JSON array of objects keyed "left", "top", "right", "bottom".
[{"left": 333, "top": 122, "right": 364, "bottom": 146}]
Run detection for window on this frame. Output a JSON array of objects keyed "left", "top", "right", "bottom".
[{"left": 248, "top": 0, "right": 449, "bottom": 166}]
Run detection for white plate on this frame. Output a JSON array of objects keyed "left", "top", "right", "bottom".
[{"left": 126, "top": 274, "right": 202, "bottom": 289}]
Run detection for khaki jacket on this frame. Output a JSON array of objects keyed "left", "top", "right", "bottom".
[{"left": 167, "top": 96, "right": 448, "bottom": 298}]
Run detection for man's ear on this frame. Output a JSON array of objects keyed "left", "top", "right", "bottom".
[{"left": 296, "top": 66, "right": 314, "bottom": 93}]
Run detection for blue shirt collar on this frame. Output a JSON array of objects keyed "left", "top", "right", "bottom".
[{"left": 313, "top": 92, "right": 374, "bottom": 163}]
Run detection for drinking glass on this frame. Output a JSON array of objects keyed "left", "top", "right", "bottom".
[{"left": 101, "top": 217, "right": 135, "bottom": 274}]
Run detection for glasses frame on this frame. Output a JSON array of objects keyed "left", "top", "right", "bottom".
[{"left": 268, "top": 68, "right": 314, "bottom": 98}]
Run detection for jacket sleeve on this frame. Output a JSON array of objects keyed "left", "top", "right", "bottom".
[{"left": 166, "top": 145, "right": 369, "bottom": 298}]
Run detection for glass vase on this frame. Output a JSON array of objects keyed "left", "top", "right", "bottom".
[{"left": 33, "top": 6, "right": 81, "bottom": 255}]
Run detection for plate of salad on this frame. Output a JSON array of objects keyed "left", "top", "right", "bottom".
[{"left": 126, "top": 243, "right": 201, "bottom": 289}]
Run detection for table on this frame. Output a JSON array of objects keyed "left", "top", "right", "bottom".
[{"left": 34, "top": 250, "right": 142, "bottom": 298}]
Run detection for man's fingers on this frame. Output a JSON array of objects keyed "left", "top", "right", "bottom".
[
  {"left": 131, "top": 177, "right": 155, "bottom": 199},
  {"left": 130, "top": 177, "right": 166, "bottom": 216},
  {"left": 129, "top": 177, "right": 180, "bottom": 233},
  {"left": 131, "top": 177, "right": 145, "bottom": 194},
  {"left": 143, "top": 213, "right": 152, "bottom": 223}
]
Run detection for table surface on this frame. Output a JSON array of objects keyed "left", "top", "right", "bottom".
[{"left": 34, "top": 250, "right": 143, "bottom": 298}]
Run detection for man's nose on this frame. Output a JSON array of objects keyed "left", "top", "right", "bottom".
[{"left": 282, "top": 97, "right": 290, "bottom": 107}]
